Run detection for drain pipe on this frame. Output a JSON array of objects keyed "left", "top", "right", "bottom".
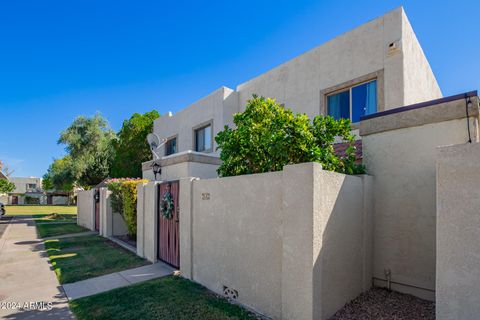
[
  {"left": 465, "top": 94, "right": 473, "bottom": 143},
  {"left": 384, "top": 269, "right": 392, "bottom": 291}
]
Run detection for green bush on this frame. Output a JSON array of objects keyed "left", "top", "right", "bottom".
[
  {"left": 106, "top": 178, "right": 148, "bottom": 238},
  {"left": 0, "top": 179, "right": 16, "bottom": 193},
  {"left": 24, "top": 196, "right": 41, "bottom": 204},
  {"left": 215, "top": 95, "right": 365, "bottom": 177}
]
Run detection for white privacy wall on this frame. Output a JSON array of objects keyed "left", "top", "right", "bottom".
[{"left": 77, "top": 190, "right": 94, "bottom": 230}]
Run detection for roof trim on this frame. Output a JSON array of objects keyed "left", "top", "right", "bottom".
[{"left": 360, "top": 91, "right": 478, "bottom": 121}]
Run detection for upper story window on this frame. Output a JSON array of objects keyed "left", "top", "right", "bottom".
[
  {"left": 165, "top": 137, "right": 177, "bottom": 156},
  {"left": 327, "top": 80, "right": 377, "bottom": 123},
  {"left": 194, "top": 124, "right": 212, "bottom": 152},
  {"left": 26, "top": 183, "right": 36, "bottom": 190}
]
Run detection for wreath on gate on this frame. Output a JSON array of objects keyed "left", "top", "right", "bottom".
[{"left": 160, "top": 189, "right": 175, "bottom": 220}]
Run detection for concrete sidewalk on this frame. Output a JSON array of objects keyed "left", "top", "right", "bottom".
[
  {"left": 0, "top": 216, "right": 74, "bottom": 319},
  {"left": 63, "top": 262, "right": 174, "bottom": 300}
]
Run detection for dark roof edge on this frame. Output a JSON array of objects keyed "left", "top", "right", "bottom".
[{"left": 361, "top": 90, "right": 478, "bottom": 121}]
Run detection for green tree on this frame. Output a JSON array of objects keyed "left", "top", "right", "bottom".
[
  {"left": 58, "top": 114, "right": 116, "bottom": 187},
  {"left": 43, "top": 156, "right": 75, "bottom": 192},
  {"left": 110, "top": 110, "right": 160, "bottom": 178},
  {"left": 0, "top": 179, "right": 16, "bottom": 193},
  {"left": 215, "top": 95, "right": 364, "bottom": 177}
]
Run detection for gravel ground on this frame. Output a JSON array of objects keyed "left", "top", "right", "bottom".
[{"left": 329, "top": 288, "right": 435, "bottom": 320}]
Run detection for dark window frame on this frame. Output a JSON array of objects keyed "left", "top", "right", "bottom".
[
  {"left": 165, "top": 135, "right": 178, "bottom": 156},
  {"left": 326, "top": 79, "right": 378, "bottom": 123},
  {"left": 193, "top": 120, "right": 213, "bottom": 153}
]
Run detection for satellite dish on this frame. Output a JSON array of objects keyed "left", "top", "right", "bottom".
[{"left": 147, "top": 133, "right": 166, "bottom": 160}]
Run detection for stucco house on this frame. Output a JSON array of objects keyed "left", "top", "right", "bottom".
[
  {"left": 78, "top": 6, "right": 480, "bottom": 320},
  {"left": 142, "top": 6, "right": 441, "bottom": 181},
  {"left": 6, "top": 176, "right": 70, "bottom": 205},
  {"left": 7, "top": 176, "right": 44, "bottom": 205}
]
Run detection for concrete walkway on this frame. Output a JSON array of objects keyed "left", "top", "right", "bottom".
[
  {"left": 0, "top": 216, "right": 74, "bottom": 319},
  {"left": 63, "top": 262, "right": 174, "bottom": 300}
]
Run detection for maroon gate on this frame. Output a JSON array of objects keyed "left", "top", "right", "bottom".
[
  {"left": 157, "top": 181, "right": 180, "bottom": 268},
  {"left": 94, "top": 189, "right": 100, "bottom": 231}
]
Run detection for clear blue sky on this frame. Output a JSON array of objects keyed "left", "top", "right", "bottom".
[{"left": 0, "top": 0, "right": 478, "bottom": 177}]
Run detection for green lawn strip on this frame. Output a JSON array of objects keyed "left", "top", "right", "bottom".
[
  {"left": 37, "top": 223, "right": 88, "bottom": 238},
  {"left": 33, "top": 214, "right": 77, "bottom": 224},
  {"left": 70, "top": 276, "right": 257, "bottom": 320},
  {"left": 6, "top": 205, "right": 77, "bottom": 216},
  {"left": 44, "top": 235, "right": 148, "bottom": 284}
]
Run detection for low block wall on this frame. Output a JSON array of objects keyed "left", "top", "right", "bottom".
[
  {"left": 77, "top": 190, "right": 95, "bottom": 230},
  {"left": 97, "top": 188, "right": 129, "bottom": 238},
  {"left": 436, "top": 142, "right": 480, "bottom": 320},
  {"left": 52, "top": 196, "right": 69, "bottom": 205},
  {"left": 191, "top": 171, "right": 283, "bottom": 318},
  {"left": 178, "top": 163, "right": 372, "bottom": 320},
  {"left": 136, "top": 182, "right": 159, "bottom": 262}
]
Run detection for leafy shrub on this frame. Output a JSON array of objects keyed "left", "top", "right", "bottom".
[
  {"left": 215, "top": 95, "right": 365, "bottom": 177},
  {"left": 106, "top": 178, "right": 148, "bottom": 238},
  {"left": 0, "top": 179, "right": 16, "bottom": 193},
  {"left": 24, "top": 196, "right": 40, "bottom": 204}
]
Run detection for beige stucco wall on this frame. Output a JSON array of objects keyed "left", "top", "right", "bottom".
[
  {"left": 155, "top": 161, "right": 218, "bottom": 181},
  {"left": 360, "top": 96, "right": 479, "bottom": 300},
  {"left": 237, "top": 7, "right": 440, "bottom": 119},
  {"left": 98, "top": 188, "right": 129, "bottom": 237},
  {"left": 191, "top": 171, "right": 284, "bottom": 318},
  {"left": 401, "top": 11, "right": 442, "bottom": 105},
  {"left": 142, "top": 151, "right": 220, "bottom": 181},
  {"left": 112, "top": 212, "right": 128, "bottom": 236},
  {"left": 314, "top": 171, "right": 373, "bottom": 319},
  {"left": 176, "top": 163, "right": 372, "bottom": 319},
  {"left": 136, "top": 182, "right": 159, "bottom": 262},
  {"left": 77, "top": 190, "right": 95, "bottom": 230},
  {"left": 153, "top": 87, "right": 238, "bottom": 156},
  {"left": 436, "top": 142, "right": 480, "bottom": 320}
]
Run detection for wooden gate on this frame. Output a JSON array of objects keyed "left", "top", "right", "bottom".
[
  {"left": 94, "top": 189, "right": 100, "bottom": 231},
  {"left": 157, "top": 181, "right": 180, "bottom": 268}
]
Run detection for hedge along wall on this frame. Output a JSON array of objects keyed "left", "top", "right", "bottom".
[{"left": 107, "top": 178, "right": 148, "bottom": 238}]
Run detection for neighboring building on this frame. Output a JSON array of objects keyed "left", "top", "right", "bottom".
[
  {"left": 143, "top": 6, "right": 441, "bottom": 181},
  {"left": 8, "top": 177, "right": 44, "bottom": 205},
  {"left": 6, "top": 176, "right": 70, "bottom": 205}
]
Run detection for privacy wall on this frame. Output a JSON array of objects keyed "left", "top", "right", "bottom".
[
  {"left": 436, "top": 142, "right": 480, "bottom": 320},
  {"left": 77, "top": 189, "right": 95, "bottom": 230},
  {"left": 136, "top": 163, "right": 373, "bottom": 320}
]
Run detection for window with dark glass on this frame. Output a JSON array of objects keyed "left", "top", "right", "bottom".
[
  {"left": 165, "top": 137, "right": 177, "bottom": 156},
  {"left": 195, "top": 125, "right": 212, "bottom": 152},
  {"left": 327, "top": 80, "right": 377, "bottom": 122}
]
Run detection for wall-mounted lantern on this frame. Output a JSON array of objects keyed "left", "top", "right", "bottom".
[{"left": 152, "top": 162, "right": 161, "bottom": 180}]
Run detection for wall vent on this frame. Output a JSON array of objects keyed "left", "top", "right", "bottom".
[
  {"left": 223, "top": 285, "right": 239, "bottom": 300},
  {"left": 387, "top": 40, "right": 402, "bottom": 56}
]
